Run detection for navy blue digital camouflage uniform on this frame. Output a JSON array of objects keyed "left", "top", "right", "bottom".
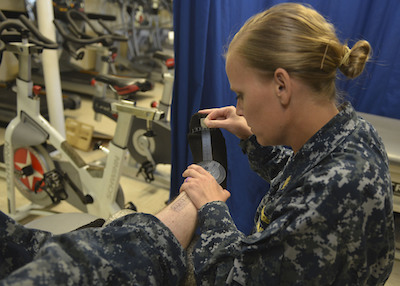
[
  {"left": 0, "top": 102, "right": 395, "bottom": 285},
  {"left": 0, "top": 212, "right": 186, "bottom": 285},
  {"left": 193, "top": 102, "right": 395, "bottom": 285}
]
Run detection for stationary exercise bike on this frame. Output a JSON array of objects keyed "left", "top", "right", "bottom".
[
  {"left": 34, "top": 9, "right": 154, "bottom": 98},
  {"left": 0, "top": 14, "right": 165, "bottom": 221},
  {"left": 52, "top": 9, "right": 173, "bottom": 186},
  {"left": 106, "top": 0, "right": 174, "bottom": 82}
]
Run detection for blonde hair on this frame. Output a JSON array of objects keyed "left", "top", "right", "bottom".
[{"left": 228, "top": 3, "right": 371, "bottom": 100}]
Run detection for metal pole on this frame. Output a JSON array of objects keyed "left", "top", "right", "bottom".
[{"left": 36, "top": 0, "right": 66, "bottom": 137}]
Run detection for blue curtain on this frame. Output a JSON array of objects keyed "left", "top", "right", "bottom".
[{"left": 171, "top": 0, "right": 400, "bottom": 234}]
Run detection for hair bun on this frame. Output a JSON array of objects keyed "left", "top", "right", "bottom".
[{"left": 339, "top": 40, "right": 371, "bottom": 79}]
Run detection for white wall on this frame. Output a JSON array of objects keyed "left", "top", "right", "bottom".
[{"left": 0, "top": 0, "right": 26, "bottom": 12}]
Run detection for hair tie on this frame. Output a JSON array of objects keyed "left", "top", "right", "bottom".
[{"left": 339, "top": 46, "right": 351, "bottom": 67}]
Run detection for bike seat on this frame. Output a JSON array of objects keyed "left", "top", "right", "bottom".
[
  {"left": 153, "top": 51, "right": 174, "bottom": 69},
  {"left": 93, "top": 74, "right": 153, "bottom": 95}
]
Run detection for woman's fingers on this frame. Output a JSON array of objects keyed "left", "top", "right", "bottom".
[
  {"left": 180, "top": 164, "right": 231, "bottom": 209},
  {"left": 183, "top": 164, "right": 212, "bottom": 176},
  {"left": 198, "top": 108, "right": 218, "bottom": 115}
]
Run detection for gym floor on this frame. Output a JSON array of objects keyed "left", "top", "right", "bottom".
[{"left": 0, "top": 82, "right": 399, "bottom": 284}]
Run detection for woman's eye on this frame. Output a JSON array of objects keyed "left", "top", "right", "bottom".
[{"left": 235, "top": 93, "right": 243, "bottom": 101}]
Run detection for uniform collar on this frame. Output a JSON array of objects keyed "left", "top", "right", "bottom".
[{"left": 282, "top": 102, "right": 358, "bottom": 183}]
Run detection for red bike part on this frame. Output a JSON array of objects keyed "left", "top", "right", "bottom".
[
  {"left": 113, "top": 84, "right": 140, "bottom": 95},
  {"left": 14, "top": 148, "right": 45, "bottom": 193}
]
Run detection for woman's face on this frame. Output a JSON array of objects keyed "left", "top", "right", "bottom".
[{"left": 225, "top": 53, "right": 286, "bottom": 146}]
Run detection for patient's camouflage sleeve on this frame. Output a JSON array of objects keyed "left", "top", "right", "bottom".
[
  {"left": 0, "top": 212, "right": 186, "bottom": 285},
  {"left": 193, "top": 102, "right": 395, "bottom": 285},
  {"left": 0, "top": 211, "right": 52, "bottom": 279}
]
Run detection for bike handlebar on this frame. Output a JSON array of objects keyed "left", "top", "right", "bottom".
[
  {"left": 66, "top": 9, "right": 104, "bottom": 39},
  {"left": 53, "top": 19, "right": 114, "bottom": 47},
  {"left": 19, "top": 15, "right": 58, "bottom": 49},
  {"left": 0, "top": 20, "right": 24, "bottom": 52},
  {"left": 54, "top": 9, "right": 127, "bottom": 47},
  {"left": 0, "top": 14, "right": 58, "bottom": 53}
]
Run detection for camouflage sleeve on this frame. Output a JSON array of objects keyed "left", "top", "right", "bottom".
[
  {"left": 193, "top": 201, "right": 246, "bottom": 285},
  {"left": 0, "top": 213, "right": 187, "bottom": 285},
  {"left": 193, "top": 200, "right": 291, "bottom": 285},
  {"left": 240, "top": 135, "right": 292, "bottom": 182},
  {"left": 0, "top": 211, "right": 52, "bottom": 279}
]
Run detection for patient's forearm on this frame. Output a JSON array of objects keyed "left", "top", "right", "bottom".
[{"left": 155, "top": 191, "right": 198, "bottom": 249}]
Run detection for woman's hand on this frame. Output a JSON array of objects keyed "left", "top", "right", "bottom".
[
  {"left": 199, "top": 106, "right": 253, "bottom": 139},
  {"left": 179, "top": 164, "right": 231, "bottom": 209}
]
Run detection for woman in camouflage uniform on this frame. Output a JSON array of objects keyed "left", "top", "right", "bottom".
[
  {"left": 181, "top": 2, "right": 395, "bottom": 285},
  {"left": 0, "top": 3, "right": 395, "bottom": 285}
]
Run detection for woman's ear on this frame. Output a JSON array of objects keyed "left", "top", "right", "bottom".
[{"left": 274, "top": 68, "right": 291, "bottom": 106}]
